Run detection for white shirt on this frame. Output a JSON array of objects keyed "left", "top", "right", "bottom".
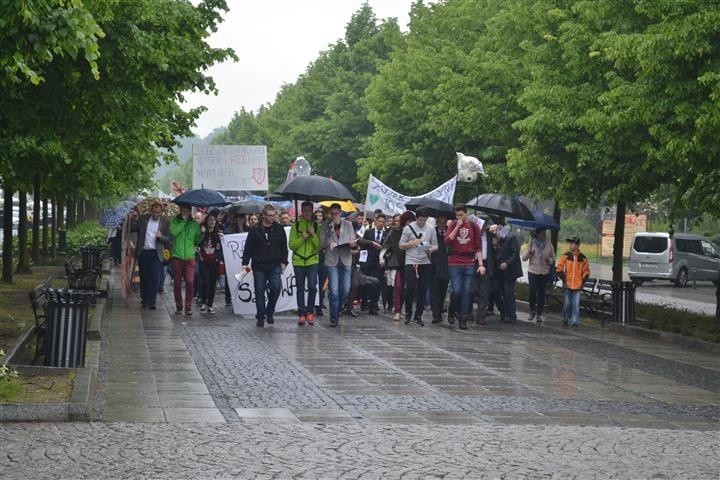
[{"left": 144, "top": 217, "right": 160, "bottom": 250}]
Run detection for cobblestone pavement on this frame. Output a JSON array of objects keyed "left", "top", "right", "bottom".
[
  {"left": 2, "top": 274, "right": 719, "bottom": 479},
  {"left": 1, "top": 422, "right": 718, "bottom": 479}
]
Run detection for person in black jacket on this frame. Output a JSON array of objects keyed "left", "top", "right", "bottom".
[
  {"left": 358, "top": 213, "right": 387, "bottom": 315},
  {"left": 490, "top": 223, "right": 523, "bottom": 322},
  {"left": 241, "top": 204, "right": 289, "bottom": 327}
]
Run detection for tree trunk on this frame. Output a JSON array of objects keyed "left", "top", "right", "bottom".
[
  {"left": 42, "top": 197, "right": 49, "bottom": 256},
  {"left": 16, "top": 190, "right": 31, "bottom": 273},
  {"left": 51, "top": 198, "right": 57, "bottom": 258},
  {"left": 31, "top": 175, "right": 41, "bottom": 264},
  {"left": 612, "top": 201, "right": 626, "bottom": 283},
  {"left": 66, "top": 198, "right": 76, "bottom": 229},
  {"left": 550, "top": 201, "right": 561, "bottom": 253},
  {"left": 2, "top": 187, "right": 13, "bottom": 283}
]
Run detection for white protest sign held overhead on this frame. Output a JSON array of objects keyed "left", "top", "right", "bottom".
[
  {"left": 220, "top": 229, "right": 297, "bottom": 316},
  {"left": 364, "top": 175, "right": 457, "bottom": 216},
  {"left": 193, "top": 145, "right": 268, "bottom": 191}
]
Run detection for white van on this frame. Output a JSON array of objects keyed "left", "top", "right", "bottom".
[{"left": 629, "top": 232, "right": 720, "bottom": 287}]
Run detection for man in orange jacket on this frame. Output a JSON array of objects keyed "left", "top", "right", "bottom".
[{"left": 556, "top": 236, "right": 590, "bottom": 329}]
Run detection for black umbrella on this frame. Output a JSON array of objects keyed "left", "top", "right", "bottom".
[
  {"left": 404, "top": 198, "right": 454, "bottom": 218},
  {"left": 172, "top": 188, "right": 229, "bottom": 207},
  {"left": 228, "top": 200, "right": 265, "bottom": 215},
  {"left": 508, "top": 210, "right": 560, "bottom": 231},
  {"left": 273, "top": 175, "right": 356, "bottom": 202},
  {"left": 465, "top": 193, "right": 534, "bottom": 220}
]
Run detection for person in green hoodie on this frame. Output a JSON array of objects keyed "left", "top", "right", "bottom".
[
  {"left": 170, "top": 204, "right": 202, "bottom": 315},
  {"left": 289, "top": 201, "right": 320, "bottom": 326}
]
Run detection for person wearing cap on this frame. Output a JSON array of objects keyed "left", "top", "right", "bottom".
[
  {"left": 522, "top": 228, "right": 556, "bottom": 323},
  {"left": 556, "top": 236, "right": 590, "bottom": 329},
  {"left": 289, "top": 201, "right": 320, "bottom": 326}
]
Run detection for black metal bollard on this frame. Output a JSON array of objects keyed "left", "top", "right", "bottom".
[
  {"left": 58, "top": 230, "right": 67, "bottom": 255},
  {"left": 611, "top": 281, "right": 636, "bottom": 324},
  {"left": 45, "top": 289, "right": 91, "bottom": 367}
]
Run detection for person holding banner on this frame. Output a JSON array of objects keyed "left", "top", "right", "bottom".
[
  {"left": 320, "top": 203, "right": 357, "bottom": 327},
  {"left": 399, "top": 208, "right": 438, "bottom": 326},
  {"left": 289, "top": 201, "right": 320, "bottom": 326},
  {"left": 241, "top": 204, "right": 289, "bottom": 327},
  {"left": 445, "top": 204, "right": 484, "bottom": 330}
]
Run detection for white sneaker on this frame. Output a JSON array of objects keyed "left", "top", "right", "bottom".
[
  {"left": 200, "top": 305, "right": 207, "bottom": 313},
  {"left": 208, "top": 306, "right": 216, "bottom": 314}
]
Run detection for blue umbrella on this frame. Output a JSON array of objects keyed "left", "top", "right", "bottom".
[
  {"left": 172, "top": 188, "right": 229, "bottom": 207},
  {"left": 100, "top": 207, "right": 130, "bottom": 229},
  {"left": 508, "top": 210, "right": 560, "bottom": 231}
]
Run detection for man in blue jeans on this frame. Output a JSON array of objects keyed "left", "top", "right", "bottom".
[
  {"left": 241, "top": 204, "right": 289, "bottom": 327},
  {"left": 320, "top": 203, "right": 357, "bottom": 327},
  {"left": 444, "top": 204, "right": 484, "bottom": 330}
]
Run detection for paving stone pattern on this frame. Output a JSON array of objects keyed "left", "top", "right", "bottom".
[{"left": 1, "top": 422, "right": 717, "bottom": 479}]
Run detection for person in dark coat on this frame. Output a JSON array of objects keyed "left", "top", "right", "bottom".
[
  {"left": 358, "top": 213, "right": 387, "bottom": 315},
  {"left": 490, "top": 223, "right": 523, "bottom": 322},
  {"left": 241, "top": 204, "right": 289, "bottom": 327},
  {"left": 129, "top": 202, "right": 171, "bottom": 310},
  {"left": 430, "top": 213, "right": 450, "bottom": 323}
]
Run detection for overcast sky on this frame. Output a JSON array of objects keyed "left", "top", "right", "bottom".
[{"left": 182, "top": 0, "right": 413, "bottom": 137}]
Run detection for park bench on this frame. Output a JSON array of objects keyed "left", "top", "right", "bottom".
[
  {"left": 28, "top": 276, "right": 53, "bottom": 364},
  {"left": 64, "top": 256, "right": 101, "bottom": 292}
]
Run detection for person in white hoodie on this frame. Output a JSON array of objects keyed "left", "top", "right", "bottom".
[{"left": 521, "top": 228, "right": 556, "bottom": 323}]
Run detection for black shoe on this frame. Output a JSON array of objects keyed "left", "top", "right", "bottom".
[
  {"left": 141, "top": 301, "right": 147, "bottom": 308},
  {"left": 572, "top": 323, "right": 578, "bottom": 330},
  {"left": 315, "top": 307, "right": 324, "bottom": 316},
  {"left": 413, "top": 318, "right": 424, "bottom": 327},
  {"left": 447, "top": 314, "right": 456, "bottom": 325},
  {"left": 256, "top": 319, "right": 264, "bottom": 327},
  {"left": 369, "top": 309, "right": 379, "bottom": 315},
  {"left": 431, "top": 317, "right": 442, "bottom": 324},
  {"left": 563, "top": 320, "right": 569, "bottom": 328},
  {"left": 403, "top": 317, "right": 412, "bottom": 325},
  {"left": 149, "top": 305, "right": 157, "bottom": 310},
  {"left": 158, "top": 288, "right": 165, "bottom": 294},
  {"left": 330, "top": 318, "right": 338, "bottom": 327},
  {"left": 267, "top": 314, "right": 274, "bottom": 324},
  {"left": 185, "top": 308, "right": 192, "bottom": 316},
  {"left": 459, "top": 316, "right": 468, "bottom": 330}
]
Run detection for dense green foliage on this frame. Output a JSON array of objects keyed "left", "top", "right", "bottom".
[
  {"left": 1, "top": 0, "right": 235, "bottom": 282},
  {"left": 65, "top": 222, "right": 107, "bottom": 255}
]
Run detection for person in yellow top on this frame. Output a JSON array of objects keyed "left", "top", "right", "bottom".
[{"left": 556, "top": 236, "right": 590, "bottom": 329}]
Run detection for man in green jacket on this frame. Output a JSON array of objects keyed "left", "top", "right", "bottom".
[
  {"left": 170, "top": 204, "right": 202, "bottom": 315},
  {"left": 288, "top": 201, "right": 320, "bottom": 326}
]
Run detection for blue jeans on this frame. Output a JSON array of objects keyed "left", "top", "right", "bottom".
[
  {"left": 327, "top": 263, "right": 352, "bottom": 321},
  {"left": 563, "top": 289, "right": 581, "bottom": 325},
  {"left": 294, "top": 264, "right": 318, "bottom": 316},
  {"left": 253, "top": 266, "right": 282, "bottom": 320},
  {"left": 449, "top": 265, "right": 475, "bottom": 318},
  {"left": 138, "top": 250, "right": 161, "bottom": 307}
]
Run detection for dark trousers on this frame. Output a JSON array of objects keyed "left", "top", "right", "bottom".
[
  {"left": 404, "top": 264, "right": 431, "bottom": 321},
  {"left": 317, "top": 263, "right": 328, "bottom": 309},
  {"left": 528, "top": 272, "right": 548, "bottom": 315},
  {"left": 200, "top": 261, "right": 220, "bottom": 307},
  {"left": 361, "top": 267, "right": 382, "bottom": 311},
  {"left": 138, "top": 250, "right": 161, "bottom": 307},
  {"left": 489, "top": 274, "right": 506, "bottom": 318},
  {"left": 430, "top": 277, "right": 449, "bottom": 320},
  {"left": 474, "top": 267, "right": 490, "bottom": 319},
  {"left": 253, "top": 266, "right": 282, "bottom": 320}
]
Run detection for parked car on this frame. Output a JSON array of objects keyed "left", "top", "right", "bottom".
[{"left": 629, "top": 232, "right": 720, "bottom": 287}]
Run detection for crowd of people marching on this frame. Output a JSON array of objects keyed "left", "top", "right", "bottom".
[{"left": 128, "top": 201, "right": 590, "bottom": 330}]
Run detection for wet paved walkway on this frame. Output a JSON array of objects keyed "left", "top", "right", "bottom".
[{"left": 2, "top": 270, "right": 719, "bottom": 478}]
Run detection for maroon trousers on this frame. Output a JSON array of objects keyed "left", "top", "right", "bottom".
[{"left": 172, "top": 258, "right": 196, "bottom": 310}]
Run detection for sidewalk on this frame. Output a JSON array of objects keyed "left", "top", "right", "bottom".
[{"left": 99, "top": 269, "right": 223, "bottom": 422}]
